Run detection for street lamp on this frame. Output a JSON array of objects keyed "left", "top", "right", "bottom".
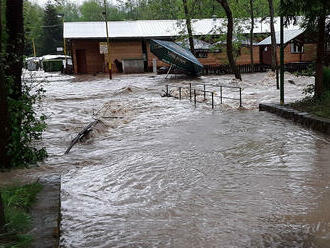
[
  {"left": 102, "top": 0, "right": 112, "bottom": 80},
  {"left": 58, "top": 13, "right": 68, "bottom": 72}
]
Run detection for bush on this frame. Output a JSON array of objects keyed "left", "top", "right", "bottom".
[
  {"left": 42, "top": 59, "right": 63, "bottom": 72},
  {"left": 323, "top": 66, "right": 330, "bottom": 92},
  {"left": 5, "top": 74, "right": 48, "bottom": 168},
  {"left": 0, "top": 183, "right": 42, "bottom": 247}
]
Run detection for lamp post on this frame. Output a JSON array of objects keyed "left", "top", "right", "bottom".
[
  {"left": 280, "top": 0, "right": 284, "bottom": 104},
  {"left": 103, "top": 0, "right": 112, "bottom": 80},
  {"left": 58, "top": 13, "right": 67, "bottom": 72}
]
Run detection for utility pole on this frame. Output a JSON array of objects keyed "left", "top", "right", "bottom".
[
  {"left": 58, "top": 14, "right": 67, "bottom": 71},
  {"left": 103, "top": 0, "right": 112, "bottom": 80},
  {"left": 280, "top": 0, "right": 284, "bottom": 104}
]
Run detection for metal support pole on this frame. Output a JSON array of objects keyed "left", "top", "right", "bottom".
[
  {"left": 220, "top": 86, "right": 223, "bottom": 104},
  {"left": 179, "top": 87, "right": 181, "bottom": 100},
  {"left": 280, "top": 0, "right": 285, "bottom": 105},
  {"left": 166, "top": 85, "right": 169, "bottom": 96},
  {"left": 194, "top": 89, "right": 196, "bottom": 107},
  {"left": 239, "top": 88, "right": 242, "bottom": 107},
  {"left": 189, "top": 83, "right": 192, "bottom": 100},
  {"left": 211, "top": 92, "right": 214, "bottom": 109},
  {"left": 103, "top": 0, "right": 112, "bottom": 80},
  {"left": 203, "top": 84, "right": 206, "bottom": 100}
]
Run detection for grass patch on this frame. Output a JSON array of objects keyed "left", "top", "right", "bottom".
[
  {"left": 290, "top": 91, "right": 330, "bottom": 119},
  {"left": 0, "top": 183, "right": 42, "bottom": 248}
]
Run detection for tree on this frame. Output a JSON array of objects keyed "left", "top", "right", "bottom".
[
  {"left": 282, "top": 0, "right": 330, "bottom": 97},
  {"left": 267, "top": 0, "right": 278, "bottom": 75},
  {"left": 23, "top": 0, "right": 43, "bottom": 56},
  {"left": 42, "top": 3, "right": 62, "bottom": 55},
  {"left": 80, "top": 0, "right": 104, "bottom": 21},
  {"left": 182, "top": 0, "right": 194, "bottom": 54},
  {"left": 249, "top": 0, "right": 255, "bottom": 72},
  {"left": 6, "top": 0, "right": 24, "bottom": 99},
  {"left": 0, "top": 0, "right": 10, "bottom": 170},
  {"left": 216, "top": 0, "right": 242, "bottom": 80}
]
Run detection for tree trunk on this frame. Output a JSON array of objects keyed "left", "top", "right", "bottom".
[
  {"left": 216, "top": 0, "right": 242, "bottom": 80},
  {"left": 0, "top": 0, "right": 11, "bottom": 169},
  {"left": 315, "top": 10, "right": 326, "bottom": 98},
  {"left": 249, "top": 0, "right": 254, "bottom": 72},
  {"left": 0, "top": 0, "right": 8, "bottom": 231},
  {"left": 0, "top": 193, "right": 5, "bottom": 233},
  {"left": 182, "top": 0, "right": 195, "bottom": 54},
  {"left": 5, "top": 0, "right": 24, "bottom": 100},
  {"left": 267, "top": 0, "right": 279, "bottom": 88},
  {"left": 267, "top": 0, "right": 277, "bottom": 70}
]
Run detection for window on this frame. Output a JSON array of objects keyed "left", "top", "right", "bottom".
[{"left": 291, "top": 43, "right": 304, "bottom": 53}]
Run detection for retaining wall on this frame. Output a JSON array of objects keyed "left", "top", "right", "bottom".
[{"left": 259, "top": 103, "right": 330, "bottom": 135}]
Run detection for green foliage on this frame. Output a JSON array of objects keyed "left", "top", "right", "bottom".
[
  {"left": 80, "top": 0, "right": 104, "bottom": 21},
  {"left": 294, "top": 63, "right": 316, "bottom": 77},
  {"left": 5, "top": 74, "right": 48, "bottom": 168},
  {"left": 42, "top": 59, "right": 63, "bottom": 72},
  {"left": 0, "top": 183, "right": 42, "bottom": 248},
  {"left": 23, "top": 0, "right": 43, "bottom": 56},
  {"left": 323, "top": 66, "right": 330, "bottom": 91},
  {"left": 41, "top": 3, "right": 62, "bottom": 55},
  {"left": 291, "top": 91, "right": 330, "bottom": 119}
]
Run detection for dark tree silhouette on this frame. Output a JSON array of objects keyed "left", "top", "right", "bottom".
[
  {"left": 216, "top": 0, "right": 242, "bottom": 80},
  {"left": 182, "top": 0, "right": 195, "bottom": 54}
]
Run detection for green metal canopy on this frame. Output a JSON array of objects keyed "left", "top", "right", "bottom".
[{"left": 150, "top": 39, "right": 203, "bottom": 75}]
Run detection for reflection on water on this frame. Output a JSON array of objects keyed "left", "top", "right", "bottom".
[{"left": 3, "top": 72, "right": 330, "bottom": 247}]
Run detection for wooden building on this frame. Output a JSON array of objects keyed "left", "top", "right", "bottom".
[
  {"left": 257, "top": 29, "right": 317, "bottom": 65},
  {"left": 63, "top": 18, "right": 304, "bottom": 74}
]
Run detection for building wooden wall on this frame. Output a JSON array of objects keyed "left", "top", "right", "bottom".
[
  {"left": 72, "top": 40, "right": 104, "bottom": 74},
  {"left": 260, "top": 43, "right": 317, "bottom": 65},
  {"left": 109, "top": 40, "right": 143, "bottom": 73},
  {"left": 71, "top": 38, "right": 315, "bottom": 74},
  {"left": 197, "top": 46, "right": 260, "bottom": 66}
]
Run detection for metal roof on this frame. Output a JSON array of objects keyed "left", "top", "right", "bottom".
[
  {"left": 176, "top": 38, "right": 213, "bottom": 50},
  {"left": 64, "top": 17, "right": 302, "bottom": 39},
  {"left": 257, "top": 29, "right": 305, "bottom": 46}
]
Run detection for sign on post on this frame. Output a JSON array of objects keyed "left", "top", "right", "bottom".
[{"left": 99, "top": 42, "right": 108, "bottom": 54}]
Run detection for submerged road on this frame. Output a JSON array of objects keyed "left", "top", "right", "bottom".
[{"left": 8, "top": 72, "right": 330, "bottom": 247}]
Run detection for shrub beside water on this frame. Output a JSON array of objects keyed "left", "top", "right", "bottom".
[
  {"left": 0, "top": 183, "right": 42, "bottom": 247},
  {"left": 323, "top": 66, "right": 330, "bottom": 92}
]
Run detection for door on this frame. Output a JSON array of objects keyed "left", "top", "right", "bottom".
[
  {"left": 261, "top": 46, "right": 272, "bottom": 65},
  {"left": 76, "top": 49, "right": 87, "bottom": 74},
  {"left": 142, "top": 40, "right": 148, "bottom": 72}
]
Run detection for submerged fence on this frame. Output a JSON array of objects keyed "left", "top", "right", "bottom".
[{"left": 165, "top": 83, "right": 242, "bottom": 109}]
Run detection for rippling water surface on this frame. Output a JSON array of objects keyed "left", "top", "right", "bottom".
[{"left": 17, "top": 73, "right": 330, "bottom": 247}]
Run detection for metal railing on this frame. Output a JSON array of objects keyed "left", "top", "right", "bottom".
[{"left": 165, "top": 83, "right": 242, "bottom": 108}]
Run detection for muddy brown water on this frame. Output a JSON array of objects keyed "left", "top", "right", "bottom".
[{"left": 2, "top": 73, "right": 330, "bottom": 247}]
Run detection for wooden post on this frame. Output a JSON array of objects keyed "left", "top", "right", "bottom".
[
  {"left": 203, "top": 84, "right": 206, "bottom": 100},
  {"left": 211, "top": 92, "right": 214, "bottom": 109},
  {"left": 189, "top": 83, "right": 192, "bottom": 100},
  {"left": 220, "top": 86, "right": 223, "bottom": 104},
  {"left": 194, "top": 89, "right": 196, "bottom": 106}
]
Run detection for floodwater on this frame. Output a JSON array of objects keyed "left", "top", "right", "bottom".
[{"left": 5, "top": 72, "right": 330, "bottom": 247}]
